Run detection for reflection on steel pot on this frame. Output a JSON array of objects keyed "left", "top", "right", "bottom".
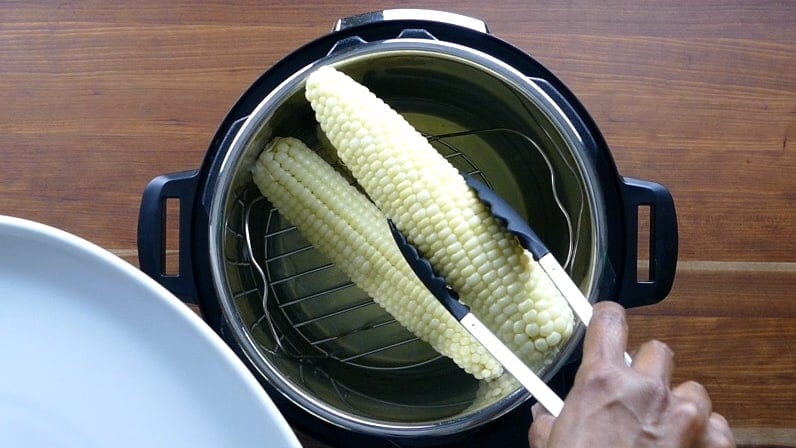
[{"left": 137, "top": 9, "right": 677, "bottom": 448}]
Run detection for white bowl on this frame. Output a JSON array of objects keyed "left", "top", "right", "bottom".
[{"left": 0, "top": 215, "right": 302, "bottom": 447}]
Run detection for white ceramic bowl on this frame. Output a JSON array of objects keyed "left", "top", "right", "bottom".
[{"left": 0, "top": 215, "right": 302, "bottom": 448}]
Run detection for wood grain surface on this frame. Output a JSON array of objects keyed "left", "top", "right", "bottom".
[{"left": 1, "top": 1, "right": 793, "bottom": 446}]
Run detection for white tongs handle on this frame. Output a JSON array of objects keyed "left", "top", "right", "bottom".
[
  {"left": 460, "top": 313, "right": 564, "bottom": 416},
  {"left": 538, "top": 253, "right": 633, "bottom": 367}
]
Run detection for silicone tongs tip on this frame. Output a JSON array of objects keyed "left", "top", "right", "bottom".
[
  {"left": 462, "top": 175, "right": 549, "bottom": 259},
  {"left": 388, "top": 220, "right": 470, "bottom": 320},
  {"left": 386, "top": 175, "right": 551, "bottom": 321}
]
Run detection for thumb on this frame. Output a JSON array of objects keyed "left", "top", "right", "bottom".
[{"left": 529, "top": 403, "right": 555, "bottom": 448}]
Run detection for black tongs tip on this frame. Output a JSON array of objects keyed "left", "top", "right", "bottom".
[
  {"left": 388, "top": 177, "right": 556, "bottom": 322},
  {"left": 387, "top": 219, "right": 470, "bottom": 320}
]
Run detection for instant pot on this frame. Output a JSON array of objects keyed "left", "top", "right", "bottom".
[{"left": 138, "top": 9, "right": 678, "bottom": 447}]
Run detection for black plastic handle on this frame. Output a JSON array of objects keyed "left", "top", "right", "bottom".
[
  {"left": 137, "top": 169, "right": 200, "bottom": 303},
  {"left": 617, "top": 177, "right": 679, "bottom": 307}
]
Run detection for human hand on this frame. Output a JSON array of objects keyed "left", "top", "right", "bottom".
[{"left": 528, "top": 301, "right": 735, "bottom": 448}]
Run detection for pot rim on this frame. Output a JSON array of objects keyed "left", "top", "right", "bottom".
[{"left": 206, "top": 36, "right": 607, "bottom": 438}]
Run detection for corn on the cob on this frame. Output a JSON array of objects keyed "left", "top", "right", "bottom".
[
  {"left": 252, "top": 136, "right": 503, "bottom": 379},
  {"left": 305, "top": 66, "right": 575, "bottom": 370}
]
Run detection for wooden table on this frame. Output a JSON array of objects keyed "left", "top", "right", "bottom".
[{"left": 2, "top": 1, "right": 793, "bottom": 446}]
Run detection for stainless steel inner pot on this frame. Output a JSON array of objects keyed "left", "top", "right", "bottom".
[{"left": 207, "top": 38, "right": 606, "bottom": 437}]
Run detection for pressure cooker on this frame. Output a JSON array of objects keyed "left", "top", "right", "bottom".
[{"left": 138, "top": 9, "right": 677, "bottom": 447}]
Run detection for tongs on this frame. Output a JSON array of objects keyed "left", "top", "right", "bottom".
[{"left": 389, "top": 176, "right": 631, "bottom": 417}]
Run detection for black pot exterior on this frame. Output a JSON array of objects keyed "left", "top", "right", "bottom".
[{"left": 138, "top": 13, "right": 677, "bottom": 448}]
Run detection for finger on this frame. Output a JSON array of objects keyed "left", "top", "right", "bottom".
[
  {"left": 672, "top": 380, "right": 713, "bottom": 418},
  {"left": 668, "top": 381, "right": 714, "bottom": 443},
  {"left": 696, "top": 413, "right": 736, "bottom": 448},
  {"left": 581, "top": 301, "right": 628, "bottom": 366},
  {"left": 631, "top": 340, "right": 674, "bottom": 383},
  {"left": 528, "top": 403, "right": 554, "bottom": 448}
]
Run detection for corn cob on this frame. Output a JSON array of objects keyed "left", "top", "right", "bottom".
[
  {"left": 305, "top": 66, "right": 575, "bottom": 369},
  {"left": 252, "top": 136, "right": 503, "bottom": 380}
]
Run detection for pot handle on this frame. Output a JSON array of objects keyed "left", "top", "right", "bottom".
[
  {"left": 138, "top": 169, "right": 200, "bottom": 303},
  {"left": 617, "top": 177, "right": 678, "bottom": 308},
  {"left": 333, "top": 9, "right": 489, "bottom": 33}
]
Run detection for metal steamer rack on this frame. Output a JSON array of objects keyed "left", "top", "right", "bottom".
[{"left": 221, "top": 126, "right": 587, "bottom": 412}]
